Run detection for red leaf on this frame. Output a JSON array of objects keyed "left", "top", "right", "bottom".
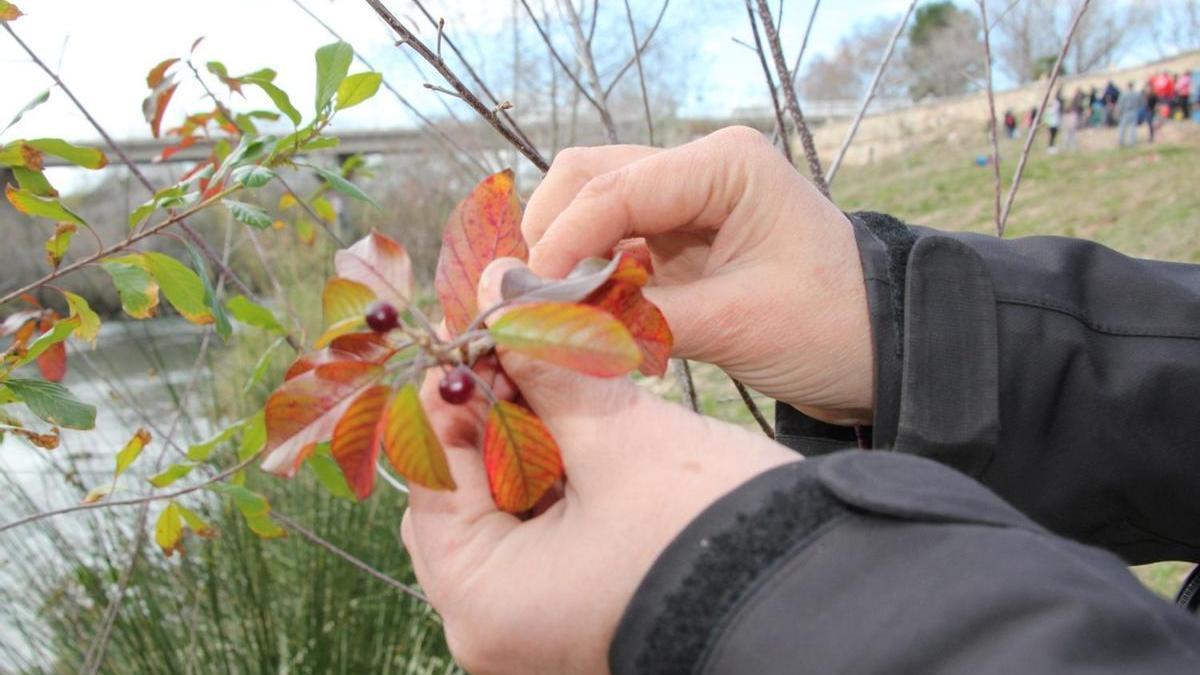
[
  {"left": 156, "top": 135, "right": 197, "bottom": 162},
  {"left": 262, "top": 360, "right": 383, "bottom": 477},
  {"left": 335, "top": 230, "right": 414, "bottom": 309},
  {"left": 330, "top": 384, "right": 389, "bottom": 500},
  {"left": 586, "top": 256, "right": 673, "bottom": 377},
  {"left": 35, "top": 311, "right": 67, "bottom": 382},
  {"left": 143, "top": 81, "right": 178, "bottom": 139},
  {"left": 380, "top": 383, "right": 455, "bottom": 490},
  {"left": 146, "top": 58, "right": 179, "bottom": 88},
  {"left": 284, "top": 332, "right": 396, "bottom": 381},
  {"left": 483, "top": 401, "right": 563, "bottom": 513},
  {"left": 435, "top": 170, "right": 527, "bottom": 335},
  {"left": 488, "top": 302, "right": 640, "bottom": 377}
]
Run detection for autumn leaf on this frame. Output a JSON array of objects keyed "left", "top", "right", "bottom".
[
  {"left": 34, "top": 312, "right": 67, "bottom": 382},
  {"left": 143, "top": 81, "right": 178, "bottom": 139},
  {"left": 435, "top": 170, "right": 527, "bottom": 335},
  {"left": 489, "top": 302, "right": 640, "bottom": 377},
  {"left": 586, "top": 257, "right": 673, "bottom": 377},
  {"left": 6, "top": 184, "right": 86, "bottom": 226},
  {"left": 101, "top": 255, "right": 160, "bottom": 319},
  {"left": 380, "top": 383, "right": 454, "bottom": 490},
  {"left": 155, "top": 502, "right": 185, "bottom": 556},
  {"left": 316, "top": 277, "right": 375, "bottom": 347},
  {"left": 330, "top": 384, "right": 389, "bottom": 500},
  {"left": 334, "top": 230, "right": 413, "bottom": 309},
  {"left": 146, "top": 58, "right": 179, "bottom": 88},
  {"left": 44, "top": 223, "right": 75, "bottom": 269},
  {"left": 142, "top": 252, "right": 215, "bottom": 325},
  {"left": 261, "top": 360, "right": 383, "bottom": 476},
  {"left": 483, "top": 401, "right": 563, "bottom": 513},
  {"left": 284, "top": 332, "right": 396, "bottom": 381},
  {"left": 0, "top": 1, "right": 22, "bottom": 21}
]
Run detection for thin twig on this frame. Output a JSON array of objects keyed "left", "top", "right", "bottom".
[
  {"left": 557, "top": 0, "right": 619, "bottom": 143},
  {"left": 272, "top": 512, "right": 428, "bottom": 603},
  {"left": 997, "top": 0, "right": 1091, "bottom": 236},
  {"left": 364, "top": 0, "right": 550, "bottom": 172},
  {"left": 745, "top": 0, "right": 793, "bottom": 164},
  {"left": 519, "top": 0, "right": 608, "bottom": 118},
  {"left": 624, "top": 0, "right": 655, "bottom": 145},
  {"left": 979, "top": 0, "right": 1003, "bottom": 233},
  {"left": 732, "top": 378, "right": 774, "bottom": 438},
  {"left": 604, "top": 0, "right": 670, "bottom": 98},
  {"left": 788, "top": 0, "right": 821, "bottom": 85},
  {"left": 276, "top": 174, "right": 347, "bottom": 247},
  {"left": 675, "top": 358, "right": 699, "bottom": 413},
  {"left": 825, "top": 0, "right": 917, "bottom": 187},
  {"left": 752, "top": 0, "right": 828, "bottom": 196}
]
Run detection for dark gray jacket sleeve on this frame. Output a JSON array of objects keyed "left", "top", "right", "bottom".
[
  {"left": 779, "top": 213, "right": 1200, "bottom": 564},
  {"left": 610, "top": 453, "right": 1200, "bottom": 674}
]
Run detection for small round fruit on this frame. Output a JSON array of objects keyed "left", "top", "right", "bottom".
[
  {"left": 439, "top": 366, "right": 475, "bottom": 405},
  {"left": 364, "top": 301, "right": 399, "bottom": 333}
]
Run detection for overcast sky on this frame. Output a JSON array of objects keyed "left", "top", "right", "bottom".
[{"left": 2, "top": 0, "right": 926, "bottom": 142}]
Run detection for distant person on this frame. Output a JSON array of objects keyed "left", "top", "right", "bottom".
[
  {"left": 1003, "top": 109, "right": 1017, "bottom": 139},
  {"left": 1046, "top": 93, "right": 1063, "bottom": 153},
  {"left": 1142, "top": 83, "right": 1158, "bottom": 143},
  {"left": 1089, "top": 86, "right": 1105, "bottom": 126},
  {"left": 1117, "top": 81, "right": 1143, "bottom": 147},
  {"left": 1152, "top": 71, "right": 1175, "bottom": 118},
  {"left": 1103, "top": 80, "right": 1121, "bottom": 125},
  {"left": 1026, "top": 105, "right": 1038, "bottom": 135},
  {"left": 1178, "top": 70, "right": 1192, "bottom": 120},
  {"left": 1065, "top": 88, "right": 1085, "bottom": 150}
]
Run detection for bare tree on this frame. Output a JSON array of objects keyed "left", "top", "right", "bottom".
[
  {"left": 904, "top": 3, "right": 984, "bottom": 99},
  {"left": 801, "top": 17, "right": 909, "bottom": 101},
  {"left": 990, "top": 0, "right": 1146, "bottom": 83}
]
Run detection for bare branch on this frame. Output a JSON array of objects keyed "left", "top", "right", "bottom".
[
  {"left": 364, "top": 0, "right": 550, "bottom": 171},
  {"left": 788, "top": 0, "right": 821, "bottom": 84},
  {"left": 557, "top": 0, "right": 619, "bottom": 143},
  {"left": 519, "top": 0, "right": 608, "bottom": 117},
  {"left": 979, "top": 0, "right": 1004, "bottom": 233},
  {"left": 732, "top": 378, "right": 774, "bottom": 439},
  {"left": 604, "top": 0, "right": 670, "bottom": 98},
  {"left": 675, "top": 359, "right": 700, "bottom": 413},
  {"left": 623, "top": 0, "right": 656, "bottom": 145},
  {"left": 752, "top": 0, "right": 828, "bottom": 196},
  {"left": 745, "top": 0, "right": 793, "bottom": 164},
  {"left": 998, "top": 0, "right": 1091, "bottom": 235},
  {"left": 825, "top": 0, "right": 917, "bottom": 187}
]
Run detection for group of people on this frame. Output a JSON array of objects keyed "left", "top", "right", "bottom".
[{"left": 1000, "top": 69, "right": 1197, "bottom": 152}]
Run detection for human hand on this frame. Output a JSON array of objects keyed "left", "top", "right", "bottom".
[
  {"left": 522, "top": 126, "right": 874, "bottom": 425},
  {"left": 400, "top": 258, "right": 799, "bottom": 674}
]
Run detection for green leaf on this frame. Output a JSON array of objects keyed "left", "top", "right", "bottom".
[
  {"left": 63, "top": 291, "right": 100, "bottom": 343},
  {"left": 44, "top": 222, "right": 75, "bottom": 269},
  {"left": 209, "top": 483, "right": 285, "bottom": 538},
  {"left": 27, "top": 138, "right": 108, "bottom": 169},
  {"left": 4, "top": 378, "right": 95, "bottom": 429},
  {"left": 243, "top": 77, "right": 301, "bottom": 126},
  {"left": 187, "top": 420, "right": 247, "bottom": 462},
  {"left": 148, "top": 463, "right": 195, "bottom": 488},
  {"left": 335, "top": 72, "right": 382, "bottom": 111},
  {"left": 12, "top": 167, "right": 56, "bottom": 197},
  {"left": 238, "top": 410, "right": 267, "bottom": 462},
  {"left": 184, "top": 243, "right": 231, "bottom": 340},
  {"left": 232, "top": 164, "right": 274, "bottom": 188},
  {"left": 5, "top": 185, "right": 85, "bottom": 225},
  {"left": 114, "top": 428, "right": 152, "bottom": 478},
  {"left": 142, "top": 252, "right": 215, "bottom": 325},
  {"left": 101, "top": 256, "right": 159, "bottom": 319},
  {"left": 244, "top": 336, "right": 285, "bottom": 394},
  {"left": 2, "top": 88, "right": 46, "bottom": 134},
  {"left": 305, "top": 164, "right": 377, "bottom": 208},
  {"left": 13, "top": 319, "right": 75, "bottom": 368},
  {"left": 306, "top": 442, "right": 355, "bottom": 499},
  {"left": 226, "top": 295, "right": 284, "bottom": 333},
  {"left": 299, "top": 136, "right": 339, "bottom": 152},
  {"left": 176, "top": 503, "right": 214, "bottom": 537},
  {"left": 224, "top": 199, "right": 272, "bottom": 229},
  {"left": 314, "top": 41, "right": 354, "bottom": 114},
  {"left": 128, "top": 201, "right": 157, "bottom": 229}
]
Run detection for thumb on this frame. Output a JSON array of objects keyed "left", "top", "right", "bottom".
[{"left": 476, "top": 258, "right": 642, "bottom": 439}]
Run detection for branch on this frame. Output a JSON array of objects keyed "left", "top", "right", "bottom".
[
  {"left": 745, "top": 0, "right": 793, "bottom": 164},
  {"left": 364, "top": 0, "right": 550, "bottom": 172},
  {"left": 979, "top": 0, "right": 1004, "bottom": 234},
  {"left": 997, "top": 0, "right": 1091, "bottom": 236},
  {"left": 732, "top": 378, "right": 774, "bottom": 438},
  {"left": 557, "top": 0, "right": 619, "bottom": 143},
  {"left": 788, "top": 0, "right": 821, "bottom": 85},
  {"left": 272, "top": 512, "right": 429, "bottom": 604},
  {"left": 674, "top": 358, "right": 699, "bottom": 412},
  {"left": 519, "top": 0, "right": 608, "bottom": 119},
  {"left": 752, "top": 0, "right": 828, "bottom": 197},
  {"left": 825, "top": 0, "right": 917, "bottom": 187},
  {"left": 604, "top": 0, "right": 670, "bottom": 98},
  {"left": 623, "top": 0, "right": 655, "bottom": 145}
]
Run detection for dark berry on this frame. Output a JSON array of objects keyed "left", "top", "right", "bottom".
[
  {"left": 364, "top": 300, "right": 399, "bottom": 333},
  {"left": 439, "top": 366, "right": 475, "bottom": 405}
]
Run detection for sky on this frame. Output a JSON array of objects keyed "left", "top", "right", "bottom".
[{"left": 1, "top": 0, "right": 922, "bottom": 145}]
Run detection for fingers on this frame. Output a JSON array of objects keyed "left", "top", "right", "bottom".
[
  {"left": 528, "top": 126, "right": 769, "bottom": 277},
  {"left": 523, "top": 145, "right": 660, "bottom": 248}
]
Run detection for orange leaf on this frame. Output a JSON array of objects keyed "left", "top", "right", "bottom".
[
  {"left": 35, "top": 312, "right": 67, "bottom": 382},
  {"left": 284, "top": 332, "right": 396, "bottom": 381},
  {"left": 143, "top": 81, "right": 178, "bottom": 139},
  {"left": 335, "top": 230, "right": 413, "bottom": 309},
  {"left": 156, "top": 135, "right": 197, "bottom": 162},
  {"left": 483, "top": 401, "right": 563, "bottom": 513},
  {"left": 0, "top": 2, "right": 23, "bottom": 21},
  {"left": 489, "top": 302, "right": 640, "bottom": 377},
  {"left": 316, "top": 277, "right": 375, "bottom": 347},
  {"left": 435, "top": 170, "right": 527, "bottom": 335},
  {"left": 613, "top": 239, "right": 654, "bottom": 276},
  {"left": 587, "top": 260, "right": 673, "bottom": 377},
  {"left": 146, "top": 58, "right": 179, "bottom": 88},
  {"left": 380, "top": 383, "right": 454, "bottom": 490},
  {"left": 330, "top": 384, "right": 389, "bottom": 500},
  {"left": 262, "top": 360, "right": 383, "bottom": 476}
]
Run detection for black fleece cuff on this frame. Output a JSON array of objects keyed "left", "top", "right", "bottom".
[{"left": 608, "top": 460, "right": 847, "bottom": 675}]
